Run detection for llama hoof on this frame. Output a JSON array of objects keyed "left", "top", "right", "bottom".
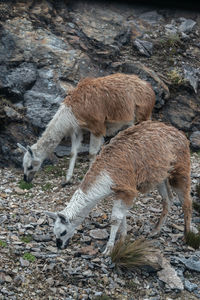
[
  {"left": 149, "top": 228, "right": 160, "bottom": 237},
  {"left": 102, "top": 244, "right": 113, "bottom": 256},
  {"left": 61, "top": 181, "right": 71, "bottom": 187}
]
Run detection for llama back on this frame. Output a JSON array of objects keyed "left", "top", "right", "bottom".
[
  {"left": 81, "top": 121, "right": 190, "bottom": 205},
  {"left": 64, "top": 73, "right": 155, "bottom": 136}
]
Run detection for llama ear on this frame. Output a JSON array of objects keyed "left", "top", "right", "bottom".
[
  {"left": 17, "top": 143, "right": 27, "bottom": 153},
  {"left": 57, "top": 213, "right": 69, "bottom": 225},
  {"left": 45, "top": 211, "right": 58, "bottom": 220},
  {"left": 27, "top": 146, "right": 33, "bottom": 157}
]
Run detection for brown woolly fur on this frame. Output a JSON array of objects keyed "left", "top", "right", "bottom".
[
  {"left": 110, "top": 237, "right": 156, "bottom": 270},
  {"left": 64, "top": 73, "right": 155, "bottom": 136},
  {"left": 81, "top": 121, "right": 192, "bottom": 235}
]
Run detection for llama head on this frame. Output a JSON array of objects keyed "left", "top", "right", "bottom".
[
  {"left": 17, "top": 143, "right": 42, "bottom": 183},
  {"left": 45, "top": 211, "right": 76, "bottom": 249}
]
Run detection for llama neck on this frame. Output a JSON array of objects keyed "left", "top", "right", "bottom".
[
  {"left": 34, "top": 104, "right": 78, "bottom": 159},
  {"left": 62, "top": 171, "right": 113, "bottom": 225}
]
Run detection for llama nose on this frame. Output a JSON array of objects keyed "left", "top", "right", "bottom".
[{"left": 56, "top": 238, "right": 62, "bottom": 249}]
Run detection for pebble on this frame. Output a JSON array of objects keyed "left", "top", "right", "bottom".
[
  {"left": 89, "top": 229, "right": 109, "bottom": 240},
  {"left": 184, "top": 279, "right": 198, "bottom": 292},
  {"left": 19, "top": 257, "right": 30, "bottom": 267}
]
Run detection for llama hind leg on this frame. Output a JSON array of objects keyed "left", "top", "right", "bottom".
[
  {"left": 150, "top": 180, "right": 172, "bottom": 236},
  {"left": 63, "top": 130, "right": 83, "bottom": 185},
  {"left": 103, "top": 200, "right": 128, "bottom": 256},
  {"left": 89, "top": 133, "right": 104, "bottom": 164},
  {"left": 174, "top": 187, "right": 192, "bottom": 236}
]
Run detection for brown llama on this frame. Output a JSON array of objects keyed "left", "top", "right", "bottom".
[
  {"left": 18, "top": 73, "right": 155, "bottom": 184},
  {"left": 46, "top": 121, "right": 193, "bottom": 254}
]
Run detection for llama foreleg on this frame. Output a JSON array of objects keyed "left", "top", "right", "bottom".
[
  {"left": 64, "top": 130, "right": 83, "bottom": 185},
  {"left": 119, "top": 215, "right": 127, "bottom": 240},
  {"left": 103, "top": 200, "right": 128, "bottom": 256},
  {"left": 89, "top": 133, "right": 104, "bottom": 164},
  {"left": 151, "top": 180, "right": 172, "bottom": 236}
]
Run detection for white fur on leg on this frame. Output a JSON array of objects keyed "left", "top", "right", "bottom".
[
  {"left": 119, "top": 215, "right": 127, "bottom": 239},
  {"left": 103, "top": 199, "right": 128, "bottom": 256},
  {"left": 65, "top": 130, "right": 83, "bottom": 183},
  {"left": 89, "top": 133, "right": 104, "bottom": 164}
]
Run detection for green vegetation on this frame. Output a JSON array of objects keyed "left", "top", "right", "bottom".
[
  {"left": 21, "top": 235, "right": 33, "bottom": 243},
  {"left": 23, "top": 252, "right": 36, "bottom": 262},
  {"left": 185, "top": 231, "right": 200, "bottom": 249},
  {"left": 110, "top": 237, "right": 156, "bottom": 270},
  {"left": 18, "top": 180, "right": 33, "bottom": 190},
  {"left": 0, "top": 240, "right": 7, "bottom": 247},
  {"left": 44, "top": 164, "right": 65, "bottom": 178},
  {"left": 41, "top": 182, "right": 52, "bottom": 191}
]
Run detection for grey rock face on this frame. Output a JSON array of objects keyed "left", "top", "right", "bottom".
[
  {"left": 133, "top": 39, "right": 153, "bottom": 57},
  {"left": 139, "top": 11, "right": 164, "bottom": 25},
  {"left": 178, "top": 19, "right": 196, "bottom": 33},
  {"left": 183, "top": 65, "right": 199, "bottom": 93},
  {"left": 162, "top": 95, "right": 196, "bottom": 131},
  {"left": 190, "top": 131, "right": 200, "bottom": 150},
  {"left": 0, "top": 0, "right": 200, "bottom": 169}
]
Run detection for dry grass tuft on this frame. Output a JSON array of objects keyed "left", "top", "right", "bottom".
[
  {"left": 195, "top": 183, "right": 200, "bottom": 199},
  {"left": 110, "top": 236, "right": 157, "bottom": 270},
  {"left": 193, "top": 201, "right": 200, "bottom": 214},
  {"left": 185, "top": 231, "right": 200, "bottom": 250}
]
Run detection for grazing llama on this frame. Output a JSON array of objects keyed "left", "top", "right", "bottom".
[
  {"left": 17, "top": 73, "right": 155, "bottom": 184},
  {"left": 46, "top": 121, "right": 193, "bottom": 255}
]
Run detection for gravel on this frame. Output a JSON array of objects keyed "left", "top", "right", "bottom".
[{"left": 0, "top": 154, "right": 200, "bottom": 299}]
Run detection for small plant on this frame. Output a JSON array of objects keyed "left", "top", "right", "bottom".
[
  {"left": 0, "top": 240, "right": 7, "bottom": 247},
  {"left": 23, "top": 252, "right": 36, "bottom": 262},
  {"left": 18, "top": 180, "right": 33, "bottom": 190},
  {"left": 41, "top": 182, "right": 52, "bottom": 191},
  {"left": 167, "top": 68, "right": 185, "bottom": 85},
  {"left": 166, "top": 33, "right": 181, "bottom": 47},
  {"left": 44, "top": 165, "right": 65, "bottom": 178},
  {"left": 185, "top": 231, "right": 200, "bottom": 249},
  {"left": 21, "top": 235, "right": 33, "bottom": 243},
  {"left": 110, "top": 236, "right": 156, "bottom": 270}
]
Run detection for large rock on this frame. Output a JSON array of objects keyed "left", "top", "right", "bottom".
[
  {"left": 190, "top": 131, "right": 200, "bottom": 150},
  {"left": 0, "top": 0, "right": 200, "bottom": 167},
  {"left": 162, "top": 95, "right": 199, "bottom": 131}
]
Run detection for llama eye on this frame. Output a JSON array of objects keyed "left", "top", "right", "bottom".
[
  {"left": 27, "top": 166, "right": 33, "bottom": 171},
  {"left": 60, "top": 230, "right": 67, "bottom": 237}
]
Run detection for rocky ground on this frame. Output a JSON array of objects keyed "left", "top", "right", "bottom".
[{"left": 0, "top": 152, "right": 200, "bottom": 300}]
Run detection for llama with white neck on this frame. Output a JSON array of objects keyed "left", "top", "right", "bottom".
[
  {"left": 46, "top": 121, "right": 194, "bottom": 255},
  {"left": 17, "top": 73, "right": 155, "bottom": 184}
]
